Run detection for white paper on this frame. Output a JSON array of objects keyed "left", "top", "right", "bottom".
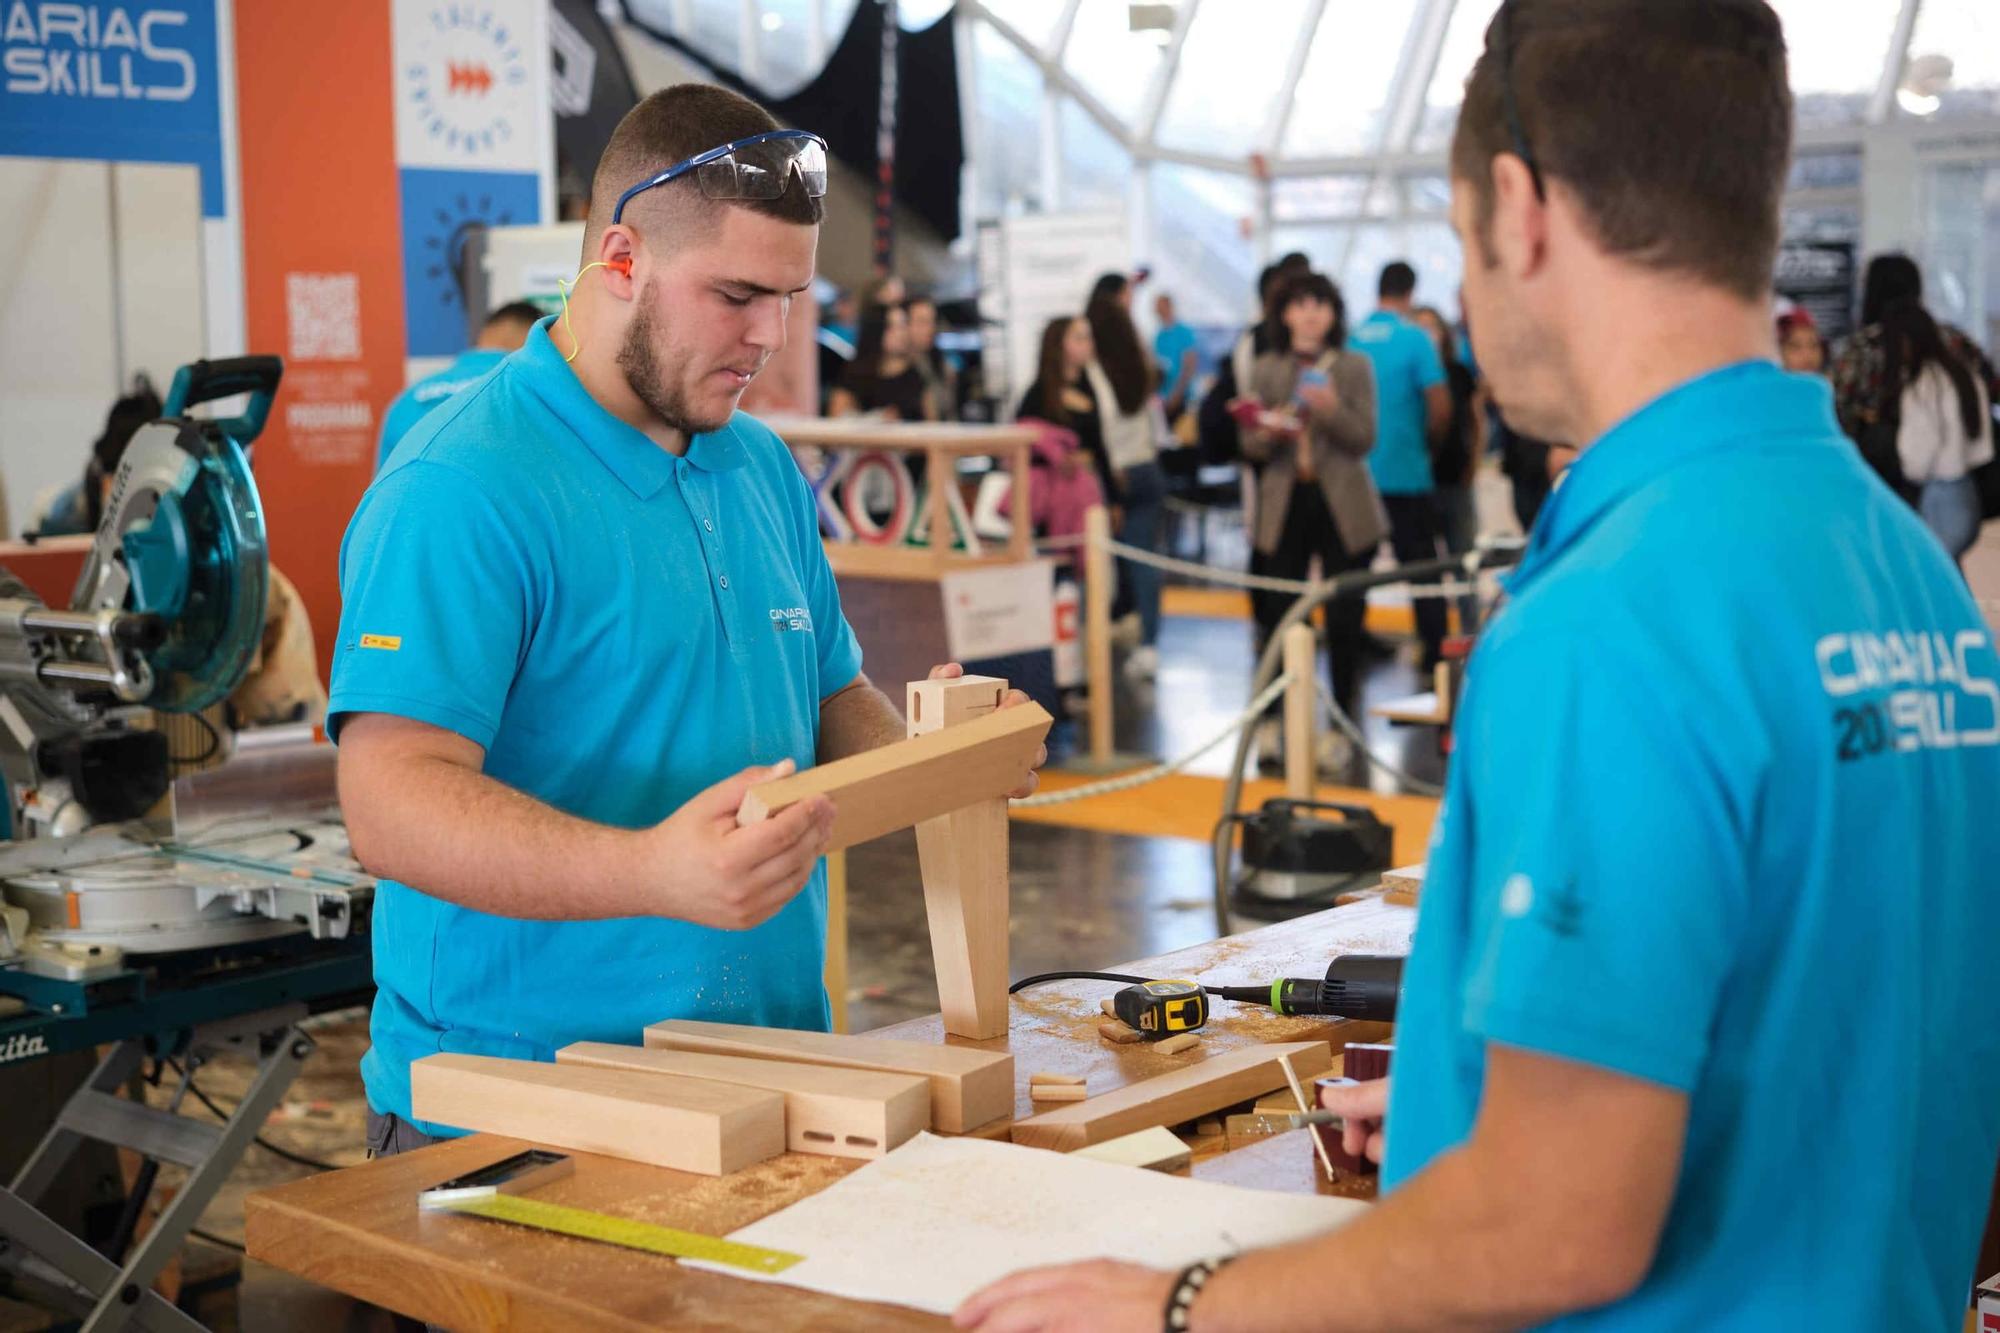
[{"left": 684, "top": 1133, "right": 1367, "bottom": 1316}]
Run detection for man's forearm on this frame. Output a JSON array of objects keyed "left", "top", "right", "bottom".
[
  {"left": 342, "top": 753, "right": 648, "bottom": 920},
  {"left": 818, "top": 676, "right": 906, "bottom": 761},
  {"left": 1197, "top": 1148, "right": 1613, "bottom": 1333}
]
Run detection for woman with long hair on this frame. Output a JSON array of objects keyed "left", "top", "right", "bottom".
[
  {"left": 828, "top": 302, "right": 937, "bottom": 423},
  {"left": 1241, "top": 271, "right": 1381, "bottom": 774},
  {"left": 1882, "top": 297, "right": 1994, "bottom": 567},
  {"left": 1015, "top": 316, "right": 1109, "bottom": 498},
  {"left": 1084, "top": 273, "right": 1166, "bottom": 678}
]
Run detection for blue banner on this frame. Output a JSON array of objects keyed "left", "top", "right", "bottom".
[
  {"left": 397, "top": 165, "right": 541, "bottom": 357},
  {"left": 0, "top": 0, "right": 226, "bottom": 216}
]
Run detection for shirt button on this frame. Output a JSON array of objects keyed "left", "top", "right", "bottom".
[
  {"left": 703, "top": 519, "right": 714, "bottom": 532},
  {"left": 718, "top": 575, "right": 730, "bottom": 589}
]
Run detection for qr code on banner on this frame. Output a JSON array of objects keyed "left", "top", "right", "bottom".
[{"left": 285, "top": 272, "right": 361, "bottom": 362}]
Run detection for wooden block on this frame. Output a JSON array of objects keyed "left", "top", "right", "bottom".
[
  {"left": 906, "top": 675, "right": 1006, "bottom": 735},
  {"left": 1381, "top": 863, "right": 1426, "bottom": 908},
  {"left": 1099, "top": 997, "right": 1119, "bottom": 1017},
  {"left": 1029, "top": 1084, "right": 1089, "bottom": 1102},
  {"left": 1029, "top": 1072, "right": 1086, "bottom": 1087},
  {"left": 409, "top": 1054, "right": 784, "bottom": 1177},
  {"left": 1010, "top": 1041, "right": 1334, "bottom": 1152},
  {"left": 737, "top": 702, "right": 1051, "bottom": 852},
  {"left": 1097, "top": 1021, "right": 1144, "bottom": 1045},
  {"left": 1070, "top": 1125, "right": 1191, "bottom": 1173},
  {"left": 643, "top": 1020, "right": 1013, "bottom": 1134},
  {"left": 1153, "top": 1033, "right": 1201, "bottom": 1056},
  {"left": 908, "top": 677, "right": 1017, "bottom": 1042},
  {"left": 555, "top": 1042, "right": 928, "bottom": 1160}
]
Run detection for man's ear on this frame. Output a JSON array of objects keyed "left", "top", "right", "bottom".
[{"left": 1489, "top": 154, "right": 1549, "bottom": 282}]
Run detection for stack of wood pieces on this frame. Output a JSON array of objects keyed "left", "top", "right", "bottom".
[
  {"left": 408, "top": 1020, "right": 1019, "bottom": 1178},
  {"left": 1011, "top": 1042, "right": 1333, "bottom": 1151},
  {"left": 1030, "top": 1072, "right": 1088, "bottom": 1102}
]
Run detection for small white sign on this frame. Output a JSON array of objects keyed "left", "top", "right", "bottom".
[
  {"left": 393, "top": 0, "right": 544, "bottom": 174},
  {"left": 940, "top": 560, "right": 1055, "bottom": 662}
]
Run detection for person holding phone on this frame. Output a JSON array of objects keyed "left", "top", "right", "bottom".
[{"left": 1237, "top": 272, "right": 1381, "bottom": 774}]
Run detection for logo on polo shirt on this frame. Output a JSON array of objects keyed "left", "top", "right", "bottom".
[
  {"left": 1814, "top": 627, "right": 2000, "bottom": 761},
  {"left": 769, "top": 607, "right": 813, "bottom": 634},
  {"left": 359, "top": 634, "right": 402, "bottom": 651}
]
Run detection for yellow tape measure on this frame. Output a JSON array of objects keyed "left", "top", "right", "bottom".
[{"left": 427, "top": 1192, "right": 803, "bottom": 1276}]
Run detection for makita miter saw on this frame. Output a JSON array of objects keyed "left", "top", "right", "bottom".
[{"left": 0, "top": 356, "right": 272, "bottom": 840}]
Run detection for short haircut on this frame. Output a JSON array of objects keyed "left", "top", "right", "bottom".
[
  {"left": 483, "top": 301, "right": 546, "bottom": 334},
  {"left": 1378, "top": 262, "right": 1417, "bottom": 300},
  {"left": 1450, "top": 0, "right": 1791, "bottom": 302},
  {"left": 583, "top": 84, "right": 822, "bottom": 257}
]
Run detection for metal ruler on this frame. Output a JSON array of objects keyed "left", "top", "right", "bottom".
[{"left": 425, "top": 1193, "right": 804, "bottom": 1275}]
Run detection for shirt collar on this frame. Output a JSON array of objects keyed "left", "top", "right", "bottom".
[
  {"left": 514, "top": 318, "right": 748, "bottom": 499},
  {"left": 1512, "top": 360, "right": 1838, "bottom": 587}
]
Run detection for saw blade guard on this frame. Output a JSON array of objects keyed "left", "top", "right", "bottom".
[{"left": 70, "top": 357, "right": 278, "bottom": 713}]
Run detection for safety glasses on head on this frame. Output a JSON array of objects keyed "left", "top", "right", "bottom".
[{"left": 611, "top": 129, "right": 830, "bottom": 225}]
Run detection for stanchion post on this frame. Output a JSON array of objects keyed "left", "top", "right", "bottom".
[
  {"left": 1085, "top": 504, "right": 1114, "bottom": 766},
  {"left": 1283, "top": 623, "right": 1316, "bottom": 801}
]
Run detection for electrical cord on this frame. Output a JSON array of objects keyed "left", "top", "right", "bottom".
[
  {"left": 189, "top": 1227, "right": 246, "bottom": 1254},
  {"left": 168, "top": 1059, "right": 346, "bottom": 1174},
  {"left": 1007, "top": 970, "right": 1159, "bottom": 994}
]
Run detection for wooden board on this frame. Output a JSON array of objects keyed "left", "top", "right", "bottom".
[
  {"left": 737, "top": 702, "right": 1051, "bottom": 853},
  {"left": 1071, "top": 1126, "right": 1191, "bottom": 1173},
  {"left": 644, "top": 1020, "right": 1015, "bottom": 1135},
  {"left": 556, "top": 1042, "right": 929, "bottom": 1160},
  {"left": 1009, "top": 1041, "right": 1334, "bottom": 1151},
  {"left": 410, "top": 1054, "right": 786, "bottom": 1177},
  {"left": 908, "top": 674, "right": 1013, "bottom": 1041},
  {"left": 244, "top": 1135, "right": 941, "bottom": 1332},
  {"left": 1380, "top": 863, "right": 1425, "bottom": 908}
]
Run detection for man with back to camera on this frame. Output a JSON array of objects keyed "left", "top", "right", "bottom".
[
  {"left": 957, "top": 2, "right": 2000, "bottom": 1329},
  {"left": 1350, "top": 259, "right": 1452, "bottom": 672},
  {"left": 330, "top": 84, "right": 1041, "bottom": 1156},
  {"left": 375, "top": 301, "right": 544, "bottom": 471}
]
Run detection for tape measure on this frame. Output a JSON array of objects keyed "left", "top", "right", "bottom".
[
  {"left": 418, "top": 1150, "right": 801, "bottom": 1276},
  {"left": 1112, "top": 978, "right": 1209, "bottom": 1039}
]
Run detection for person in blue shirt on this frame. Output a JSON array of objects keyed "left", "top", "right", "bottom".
[
  {"left": 1151, "top": 291, "right": 1200, "bottom": 421},
  {"left": 1350, "top": 260, "right": 1452, "bottom": 671},
  {"left": 374, "top": 301, "right": 543, "bottom": 472},
  {"left": 332, "top": 84, "right": 1041, "bottom": 1154},
  {"left": 959, "top": 2, "right": 2000, "bottom": 1330}
]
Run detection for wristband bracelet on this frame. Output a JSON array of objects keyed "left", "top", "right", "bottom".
[{"left": 1163, "top": 1255, "right": 1234, "bottom": 1331}]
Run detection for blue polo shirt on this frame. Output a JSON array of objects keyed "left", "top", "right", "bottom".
[
  {"left": 1350, "top": 309, "right": 1445, "bottom": 495},
  {"left": 375, "top": 348, "right": 507, "bottom": 473},
  {"left": 1385, "top": 362, "right": 2000, "bottom": 1327},
  {"left": 330, "top": 319, "right": 863, "bottom": 1135},
  {"left": 1154, "top": 321, "right": 1200, "bottom": 403}
]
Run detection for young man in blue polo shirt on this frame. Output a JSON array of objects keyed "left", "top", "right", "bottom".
[
  {"left": 1350, "top": 260, "right": 1451, "bottom": 670},
  {"left": 373, "top": 301, "right": 543, "bottom": 472},
  {"left": 331, "top": 85, "right": 1040, "bottom": 1153},
  {"left": 959, "top": 2, "right": 2000, "bottom": 1329}
]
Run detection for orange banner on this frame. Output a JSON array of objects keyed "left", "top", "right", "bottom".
[{"left": 235, "top": 0, "right": 405, "bottom": 686}]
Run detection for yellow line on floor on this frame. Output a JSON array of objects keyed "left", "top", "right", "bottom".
[
  {"left": 1159, "top": 585, "right": 1419, "bottom": 636},
  {"left": 1016, "top": 769, "right": 1439, "bottom": 869}
]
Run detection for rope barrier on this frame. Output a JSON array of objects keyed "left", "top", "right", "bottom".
[
  {"left": 1012, "top": 673, "right": 1295, "bottom": 808},
  {"left": 1099, "top": 537, "right": 1508, "bottom": 601}
]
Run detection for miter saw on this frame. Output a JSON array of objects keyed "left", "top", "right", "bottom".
[
  {"left": 0, "top": 359, "right": 373, "bottom": 1333},
  {"left": 0, "top": 357, "right": 372, "bottom": 995}
]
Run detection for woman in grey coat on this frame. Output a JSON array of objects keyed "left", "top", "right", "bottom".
[{"left": 1239, "top": 271, "right": 1383, "bottom": 770}]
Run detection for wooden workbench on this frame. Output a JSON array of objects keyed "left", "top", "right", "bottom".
[{"left": 244, "top": 896, "right": 1414, "bottom": 1330}]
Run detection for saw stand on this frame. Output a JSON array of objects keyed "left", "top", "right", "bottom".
[{"left": 0, "top": 1005, "right": 314, "bottom": 1332}]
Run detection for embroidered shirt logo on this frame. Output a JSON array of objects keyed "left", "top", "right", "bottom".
[
  {"left": 359, "top": 634, "right": 402, "bottom": 651},
  {"left": 769, "top": 607, "right": 813, "bottom": 634}
]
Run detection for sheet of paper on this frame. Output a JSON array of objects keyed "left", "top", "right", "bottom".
[{"left": 683, "top": 1132, "right": 1367, "bottom": 1316}]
